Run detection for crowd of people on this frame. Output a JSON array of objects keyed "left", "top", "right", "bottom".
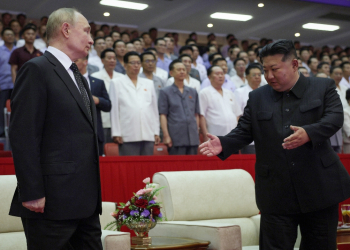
[{"left": 1, "top": 11, "right": 350, "bottom": 155}]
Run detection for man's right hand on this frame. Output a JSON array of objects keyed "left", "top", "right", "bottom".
[
  {"left": 199, "top": 133, "right": 223, "bottom": 157},
  {"left": 163, "top": 135, "right": 172, "bottom": 148},
  {"left": 113, "top": 136, "right": 123, "bottom": 144},
  {"left": 22, "top": 197, "right": 45, "bottom": 213}
]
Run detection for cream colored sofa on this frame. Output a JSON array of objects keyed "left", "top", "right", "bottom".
[
  {"left": 0, "top": 175, "right": 130, "bottom": 250},
  {"left": 150, "top": 169, "right": 300, "bottom": 250}
]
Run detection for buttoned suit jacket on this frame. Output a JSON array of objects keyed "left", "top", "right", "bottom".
[
  {"left": 89, "top": 75, "right": 111, "bottom": 143},
  {"left": 9, "top": 51, "right": 102, "bottom": 220},
  {"left": 218, "top": 74, "right": 350, "bottom": 214}
]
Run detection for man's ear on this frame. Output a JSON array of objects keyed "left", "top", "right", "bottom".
[
  {"left": 291, "top": 58, "right": 299, "bottom": 70},
  {"left": 169, "top": 70, "right": 173, "bottom": 78},
  {"left": 61, "top": 23, "right": 70, "bottom": 38}
]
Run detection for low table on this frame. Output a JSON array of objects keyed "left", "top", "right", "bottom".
[{"left": 131, "top": 236, "right": 210, "bottom": 250}]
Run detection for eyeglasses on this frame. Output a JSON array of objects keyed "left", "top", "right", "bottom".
[
  {"left": 128, "top": 61, "right": 141, "bottom": 66},
  {"left": 144, "top": 60, "right": 156, "bottom": 64},
  {"left": 251, "top": 73, "right": 261, "bottom": 77}
]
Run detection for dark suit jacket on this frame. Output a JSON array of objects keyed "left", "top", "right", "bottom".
[
  {"left": 9, "top": 51, "right": 102, "bottom": 220},
  {"left": 89, "top": 75, "right": 111, "bottom": 143},
  {"left": 218, "top": 74, "right": 350, "bottom": 214}
]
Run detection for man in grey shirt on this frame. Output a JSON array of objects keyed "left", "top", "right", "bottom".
[
  {"left": 139, "top": 51, "right": 166, "bottom": 99},
  {"left": 158, "top": 60, "right": 200, "bottom": 155}
]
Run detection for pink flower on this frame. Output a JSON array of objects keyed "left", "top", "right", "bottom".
[
  {"left": 143, "top": 177, "right": 151, "bottom": 184},
  {"left": 153, "top": 195, "right": 157, "bottom": 200},
  {"left": 110, "top": 212, "right": 117, "bottom": 217},
  {"left": 144, "top": 188, "right": 153, "bottom": 194},
  {"left": 136, "top": 189, "right": 146, "bottom": 196}
]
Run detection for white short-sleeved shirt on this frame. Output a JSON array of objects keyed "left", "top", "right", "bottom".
[
  {"left": 200, "top": 75, "right": 236, "bottom": 93},
  {"left": 231, "top": 74, "right": 248, "bottom": 89},
  {"left": 199, "top": 85, "right": 242, "bottom": 136}
]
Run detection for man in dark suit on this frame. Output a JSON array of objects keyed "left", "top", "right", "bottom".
[
  {"left": 76, "top": 55, "right": 111, "bottom": 156},
  {"left": 199, "top": 40, "right": 350, "bottom": 250},
  {"left": 9, "top": 8, "right": 102, "bottom": 250}
]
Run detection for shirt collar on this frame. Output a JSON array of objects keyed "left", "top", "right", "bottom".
[
  {"left": 271, "top": 73, "right": 306, "bottom": 102},
  {"left": 46, "top": 46, "right": 73, "bottom": 71}
]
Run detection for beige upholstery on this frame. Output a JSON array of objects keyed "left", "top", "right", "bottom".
[
  {"left": 0, "top": 175, "right": 130, "bottom": 250},
  {"left": 149, "top": 169, "right": 260, "bottom": 249}
]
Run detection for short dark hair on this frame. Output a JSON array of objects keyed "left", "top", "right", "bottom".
[
  {"left": 185, "top": 38, "right": 196, "bottom": 45},
  {"left": 179, "top": 45, "right": 193, "bottom": 55},
  {"left": 226, "top": 34, "right": 234, "bottom": 40},
  {"left": 207, "top": 65, "right": 223, "bottom": 76},
  {"left": 212, "top": 58, "right": 226, "bottom": 66},
  {"left": 40, "top": 16, "right": 48, "bottom": 21},
  {"left": 331, "top": 59, "right": 342, "bottom": 67},
  {"left": 259, "top": 39, "right": 297, "bottom": 63},
  {"left": 155, "top": 37, "right": 165, "bottom": 46},
  {"left": 131, "top": 38, "right": 141, "bottom": 44},
  {"left": 234, "top": 58, "right": 246, "bottom": 67},
  {"left": 179, "top": 53, "right": 192, "bottom": 63},
  {"left": 317, "top": 62, "right": 329, "bottom": 70},
  {"left": 141, "top": 32, "right": 150, "bottom": 38},
  {"left": 110, "top": 31, "right": 120, "bottom": 36},
  {"left": 145, "top": 47, "right": 157, "bottom": 53},
  {"left": 101, "top": 48, "right": 116, "bottom": 59},
  {"left": 16, "top": 13, "right": 26, "bottom": 19},
  {"left": 245, "top": 63, "right": 262, "bottom": 75},
  {"left": 207, "top": 33, "right": 215, "bottom": 39},
  {"left": 124, "top": 51, "right": 141, "bottom": 64},
  {"left": 1, "top": 13, "right": 11, "bottom": 19},
  {"left": 120, "top": 31, "right": 130, "bottom": 37},
  {"left": 140, "top": 51, "right": 156, "bottom": 62},
  {"left": 307, "top": 56, "right": 318, "bottom": 65},
  {"left": 100, "top": 24, "right": 110, "bottom": 30},
  {"left": 169, "top": 59, "right": 183, "bottom": 72},
  {"left": 113, "top": 39, "right": 125, "bottom": 49},
  {"left": 241, "top": 40, "right": 248, "bottom": 45},
  {"left": 94, "top": 29, "right": 104, "bottom": 37},
  {"left": 209, "top": 53, "right": 222, "bottom": 63},
  {"left": 94, "top": 36, "right": 105, "bottom": 44},
  {"left": 330, "top": 66, "right": 341, "bottom": 75},
  {"left": 21, "top": 23, "right": 37, "bottom": 34},
  {"left": 149, "top": 27, "right": 157, "bottom": 32},
  {"left": 340, "top": 61, "right": 350, "bottom": 69},
  {"left": 1, "top": 27, "right": 14, "bottom": 37},
  {"left": 189, "top": 32, "right": 197, "bottom": 38}
]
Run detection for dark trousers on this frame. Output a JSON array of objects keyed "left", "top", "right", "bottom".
[
  {"left": 0, "top": 89, "right": 12, "bottom": 137},
  {"left": 260, "top": 204, "right": 338, "bottom": 250},
  {"left": 21, "top": 211, "right": 102, "bottom": 250},
  {"left": 119, "top": 141, "right": 154, "bottom": 156}
]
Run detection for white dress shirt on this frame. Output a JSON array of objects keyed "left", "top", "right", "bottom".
[
  {"left": 46, "top": 46, "right": 78, "bottom": 90},
  {"left": 200, "top": 75, "right": 236, "bottom": 93},
  {"left": 231, "top": 74, "right": 248, "bottom": 89},
  {"left": 166, "top": 76, "right": 200, "bottom": 93},
  {"left": 91, "top": 69, "right": 123, "bottom": 128},
  {"left": 343, "top": 106, "right": 350, "bottom": 145},
  {"left": 199, "top": 85, "right": 242, "bottom": 136},
  {"left": 340, "top": 76, "right": 350, "bottom": 89},
  {"left": 336, "top": 84, "right": 349, "bottom": 109},
  {"left": 192, "top": 62, "right": 207, "bottom": 82},
  {"left": 109, "top": 75, "right": 160, "bottom": 142}
]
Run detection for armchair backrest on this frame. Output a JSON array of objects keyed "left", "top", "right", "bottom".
[{"left": 153, "top": 169, "right": 259, "bottom": 221}]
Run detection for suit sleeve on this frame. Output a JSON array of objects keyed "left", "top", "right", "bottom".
[
  {"left": 9, "top": 61, "right": 47, "bottom": 202},
  {"left": 217, "top": 92, "right": 254, "bottom": 160},
  {"left": 303, "top": 80, "right": 344, "bottom": 147},
  {"left": 95, "top": 80, "right": 111, "bottom": 112}
]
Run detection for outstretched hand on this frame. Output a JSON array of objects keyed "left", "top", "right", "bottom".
[
  {"left": 199, "top": 133, "right": 223, "bottom": 157},
  {"left": 282, "top": 125, "right": 310, "bottom": 150}
]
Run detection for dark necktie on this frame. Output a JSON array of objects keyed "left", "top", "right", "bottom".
[{"left": 70, "top": 63, "right": 92, "bottom": 121}]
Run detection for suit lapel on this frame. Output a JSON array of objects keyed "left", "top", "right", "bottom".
[{"left": 44, "top": 52, "right": 94, "bottom": 127}]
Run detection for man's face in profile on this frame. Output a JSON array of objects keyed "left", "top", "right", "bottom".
[{"left": 263, "top": 54, "right": 298, "bottom": 92}]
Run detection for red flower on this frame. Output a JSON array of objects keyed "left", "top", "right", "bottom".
[
  {"left": 151, "top": 206, "right": 161, "bottom": 216},
  {"left": 123, "top": 206, "right": 131, "bottom": 215},
  {"left": 135, "top": 199, "right": 148, "bottom": 208}
]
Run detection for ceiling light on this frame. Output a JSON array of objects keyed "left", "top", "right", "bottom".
[
  {"left": 103, "top": 12, "right": 110, "bottom": 16},
  {"left": 207, "top": 23, "right": 213, "bottom": 28},
  {"left": 258, "top": 3, "right": 264, "bottom": 7},
  {"left": 100, "top": 0, "right": 148, "bottom": 10},
  {"left": 302, "top": 23, "right": 339, "bottom": 31},
  {"left": 210, "top": 12, "right": 253, "bottom": 21},
  {"left": 295, "top": 33, "right": 300, "bottom": 37}
]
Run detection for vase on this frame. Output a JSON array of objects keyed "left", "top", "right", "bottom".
[{"left": 126, "top": 220, "right": 157, "bottom": 245}]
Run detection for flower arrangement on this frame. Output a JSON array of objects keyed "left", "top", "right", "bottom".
[{"left": 104, "top": 177, "right": 165, "bottom": 232}]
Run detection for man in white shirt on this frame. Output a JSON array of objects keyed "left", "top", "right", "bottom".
[
  {"left": 340, "top": 62, "right": 350, "bottom": 89},
  {"left": 88, "top": 37, "right": 106, "bottom": 70},
  {"left": 191, "top": 44, "right": 207, "bottom": 82},
  {"left": 201, "top": 58, "right": 236, "bottom": 93},
  {"left": 233, "top": 64, "right": 263, "bottom": 154},
  {"left": 231, "top": 58, "right": 248, "bottom": 89},
  {"left": 110, "top": 51, "right": 160, "bottom": 155},
  {"left": 145, "top": 48, "right": 168, "bottom": 82},
  {"left": 199, "top": 66, "right": 241, "bottom": 142},
  {"left": 227, "top": 45, "right": 241, "bottom": 77},
  {"left": 91, "top": 48, "right": 123, "bottom": 142},
  {"left": 166, "top": 54, "right": 200, "bottom": 93},
  {"left": 139, "top": 51, "right": 166, "bottom": 99}
]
